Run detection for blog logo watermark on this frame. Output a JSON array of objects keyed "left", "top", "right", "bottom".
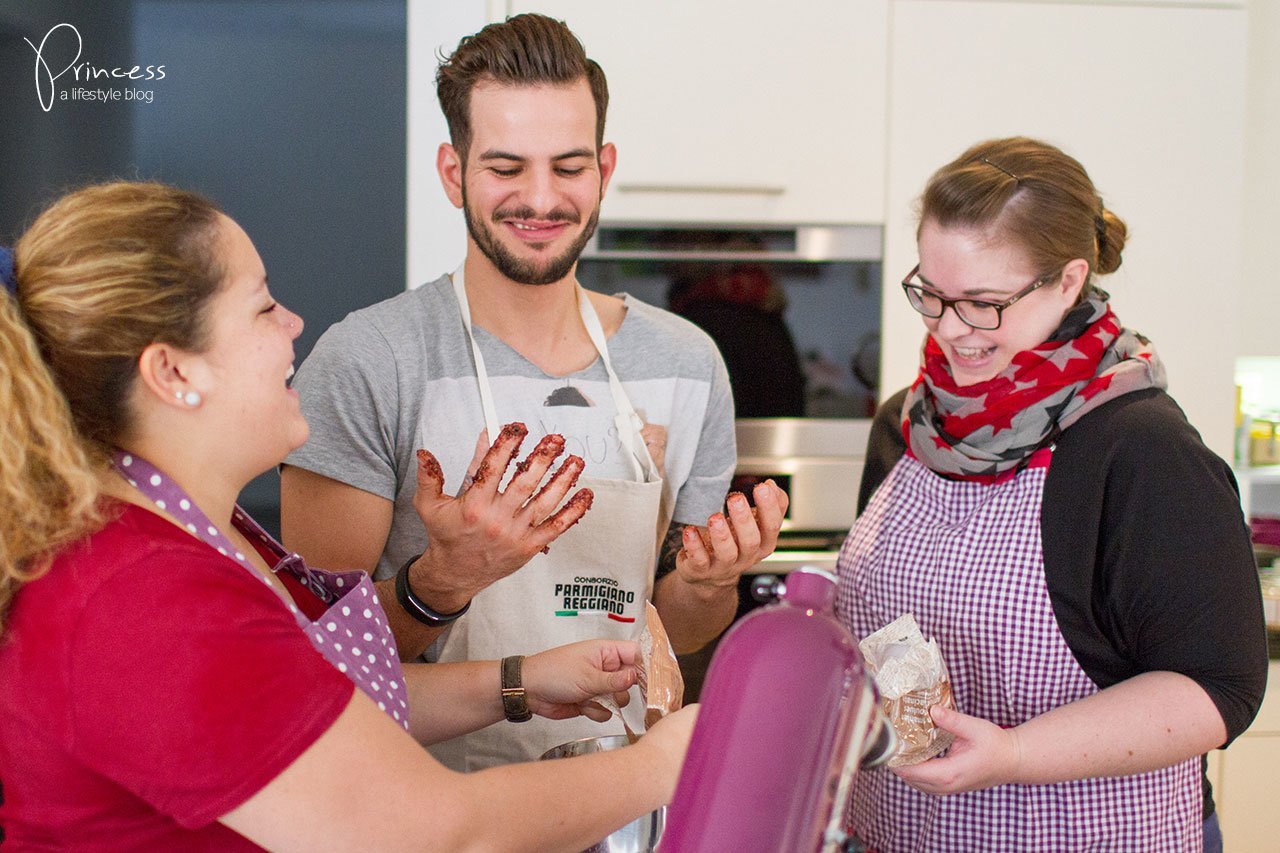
[{"left": 25, "top": 23, "right": 166, "bottom": 112}]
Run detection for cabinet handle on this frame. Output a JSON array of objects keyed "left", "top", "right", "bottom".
[{"left": 615, "top": 183, "right": 786, "bottom": 196}]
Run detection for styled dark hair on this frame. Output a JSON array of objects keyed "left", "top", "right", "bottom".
[
  {"left": 919, "top": 137, "right": 1127, "bottom": 287},
  {"left": 436, "top": 13, "right": 609, "bottom": 162}
]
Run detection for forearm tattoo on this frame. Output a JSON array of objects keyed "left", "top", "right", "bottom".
[{"left": 656, "top": 520, "right": 684, "bottom": 581}]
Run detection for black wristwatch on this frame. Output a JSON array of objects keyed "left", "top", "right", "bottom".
[
  {"left": 501, "top": 655, "right": 533, "bottom": 722},
  {"left": 394, "top": 552, "right": 471, "bottom": 628}
]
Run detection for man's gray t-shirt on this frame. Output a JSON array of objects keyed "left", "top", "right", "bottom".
[{"left": 285, "top": 274, "right": 736, "bottom": 586}]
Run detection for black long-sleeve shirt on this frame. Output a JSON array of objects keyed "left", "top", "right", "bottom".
[{"left": 859, "top": 387, "right": 1269, "bottom": 817}]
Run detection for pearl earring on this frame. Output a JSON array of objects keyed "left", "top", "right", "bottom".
[{"left": 175, "top": 390, "right": 201, "bottom": 407}]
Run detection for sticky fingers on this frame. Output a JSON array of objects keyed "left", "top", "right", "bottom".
[
  {"left": 706, "top": 512, "right": 740, "bottom": 561},
  {"left": 506, "top": 433, "right": 567, "bottom": 504},
  {"left": 724, "top": 491, "right": 762, "bottom": 551},
  {"left": 458, "top": 429, "right": 490, "bottom": 493},
  {"left": 681, "top": 525, "right": 712, "bottom": 569},
  {"left": 470, "top": 422, "right": 528, "bottom": 491},
  {"left": 414, "top": 449, "right": 446, "bottom": 500},
  {"left": 533, "top": 488, "right": 594, "bottom": 553},
  {"left": 525, "top": 454, "right": 586, "bottom": 520},
  {"left": 752, "top": 479, "right": 788, "bottom": 538}
]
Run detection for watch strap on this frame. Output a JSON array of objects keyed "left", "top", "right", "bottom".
[
  {"left": 501, "top": 655, "right": 533, "bottom": 722},
  {"left": 394, "top": 552, "right": 471, "bottom": 628}
]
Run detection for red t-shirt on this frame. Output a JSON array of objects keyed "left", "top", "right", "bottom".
[{"left": 0, "top": 503, "right": 355, "bottom": 850}]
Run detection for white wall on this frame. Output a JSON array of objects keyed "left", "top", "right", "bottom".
[
  {"left": 404, "top": 0, "right": 489, "bottom": 289},
  {"left": 130, "top": 0, "right": 408, "bottom": 528},
  {"left": 1241, "top": 0, "right": 1280, "bottom": 357}
]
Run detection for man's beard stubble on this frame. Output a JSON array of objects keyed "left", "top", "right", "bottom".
[{"left": 461, "top": 184, "right": 601, "bottom": 286}]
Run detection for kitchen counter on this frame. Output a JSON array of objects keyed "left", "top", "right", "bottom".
[{"left": 1240, "top": 464, "right": 1280, "bottom": 484}]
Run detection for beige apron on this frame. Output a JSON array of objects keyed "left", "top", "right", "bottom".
[{"left": 428, "top": 266, "right": 670, "bottom": 771}]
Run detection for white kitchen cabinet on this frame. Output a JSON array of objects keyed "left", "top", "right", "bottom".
[
  {"left": 406, "top": 0, "right": 489, "bottom": 286},
  {"left": 1218, "top": 737, "right": 1280, "bottom": 849},
  {"left": 1037, "top": 0, "right": 1241, "bottom": 6},
  {"left": 1240, "top": 0, "right": 1280, "bottom": 358},
  {"left": 1215, "top": 660, "right": 1280, "bottom": 850},
  {"left": 879, "top": 0, "right": 1246, "bottom": 460},
  {"left": 504, "top": 0, "right": 889, "bottom": 225}
]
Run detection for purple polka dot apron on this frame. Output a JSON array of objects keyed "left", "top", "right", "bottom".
[
  {"left": 836, "top": 453, "right": 1201, "bottom": 852},
  {"left": 427, "top": 266, "right": 669, "bottom": 771},
  {"left": 113, "top": 451, "right": 411, "bottom": 730}
]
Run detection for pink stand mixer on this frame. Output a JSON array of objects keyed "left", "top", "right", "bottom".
[{"left": 658, "top": 567, "right": 895, "bottom": 853}]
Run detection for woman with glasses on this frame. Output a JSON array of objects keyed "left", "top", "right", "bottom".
[{"left": 836, "top": 137, "right": 1266, "bottom": 852}]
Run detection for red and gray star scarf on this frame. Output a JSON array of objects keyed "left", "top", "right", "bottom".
[{"left": 902, "top": 288, "right": 1166, "bottom": 483}]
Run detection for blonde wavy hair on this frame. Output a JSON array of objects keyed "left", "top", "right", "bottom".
[{"left": 0, "top": 181, "right": 223, "bottom": 630}]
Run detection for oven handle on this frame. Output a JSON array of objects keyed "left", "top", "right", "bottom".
[{"left": 614, "top": 182, "right": 787, "bottom": 196}]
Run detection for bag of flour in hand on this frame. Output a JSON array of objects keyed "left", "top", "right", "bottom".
[{"left": 859, "top": 614, "right": 955, "bottom": 767}]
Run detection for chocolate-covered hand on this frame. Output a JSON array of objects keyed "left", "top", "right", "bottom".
[
  {"left": 523, "top": 639, "right": 639, "bottom": 721},
  {"left": 407, "top": 422, "right": 594, "bottom": 613},
  {"left": 676, "top": 479, "right": 788, "bottom": 591}
]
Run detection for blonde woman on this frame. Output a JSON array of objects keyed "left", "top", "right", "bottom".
[{"left": 0, "top": 182, "right": 693, "bottom": 851}]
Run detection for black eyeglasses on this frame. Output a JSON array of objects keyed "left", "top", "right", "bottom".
[{"left": 900, "top": 264, "right": 1060, "bottom": 331}]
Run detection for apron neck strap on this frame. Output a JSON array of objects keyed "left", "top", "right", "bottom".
[
  {"left": 109, "top": 450, "right": 285, "bottom": 586},
  {"left": 450, "top": 264, "right": 657, "bottom": 482},
  {"left": 450, "top": 264, "right": 503, "bottom": 441}
]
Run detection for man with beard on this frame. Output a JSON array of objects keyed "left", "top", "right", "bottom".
[{"left": 280, "top": 13, "right": 786, "bottom": 770}]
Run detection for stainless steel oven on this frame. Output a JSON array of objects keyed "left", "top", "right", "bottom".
[
  {"left": 577, "top": 223, "right": 882, "bottom": 698},
  {"left": 675, "top": 416, "right": 873, "bottom": 700},
  {"left": 577, "top": 222, "right": 883, "bottom": 420},
  {"left": 578, "top": 220, "right": 880, "bottom": 551},
  {"left": 733, "top": 418, "right": 872, "bottom": 575},
  {"left": 578, "top": 222, "right": 880, "bottom": 562}
]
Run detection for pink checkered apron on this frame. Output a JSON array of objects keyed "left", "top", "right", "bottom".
[{"left": 836, "top": 452, "right": 1201, "bottom": 852}]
